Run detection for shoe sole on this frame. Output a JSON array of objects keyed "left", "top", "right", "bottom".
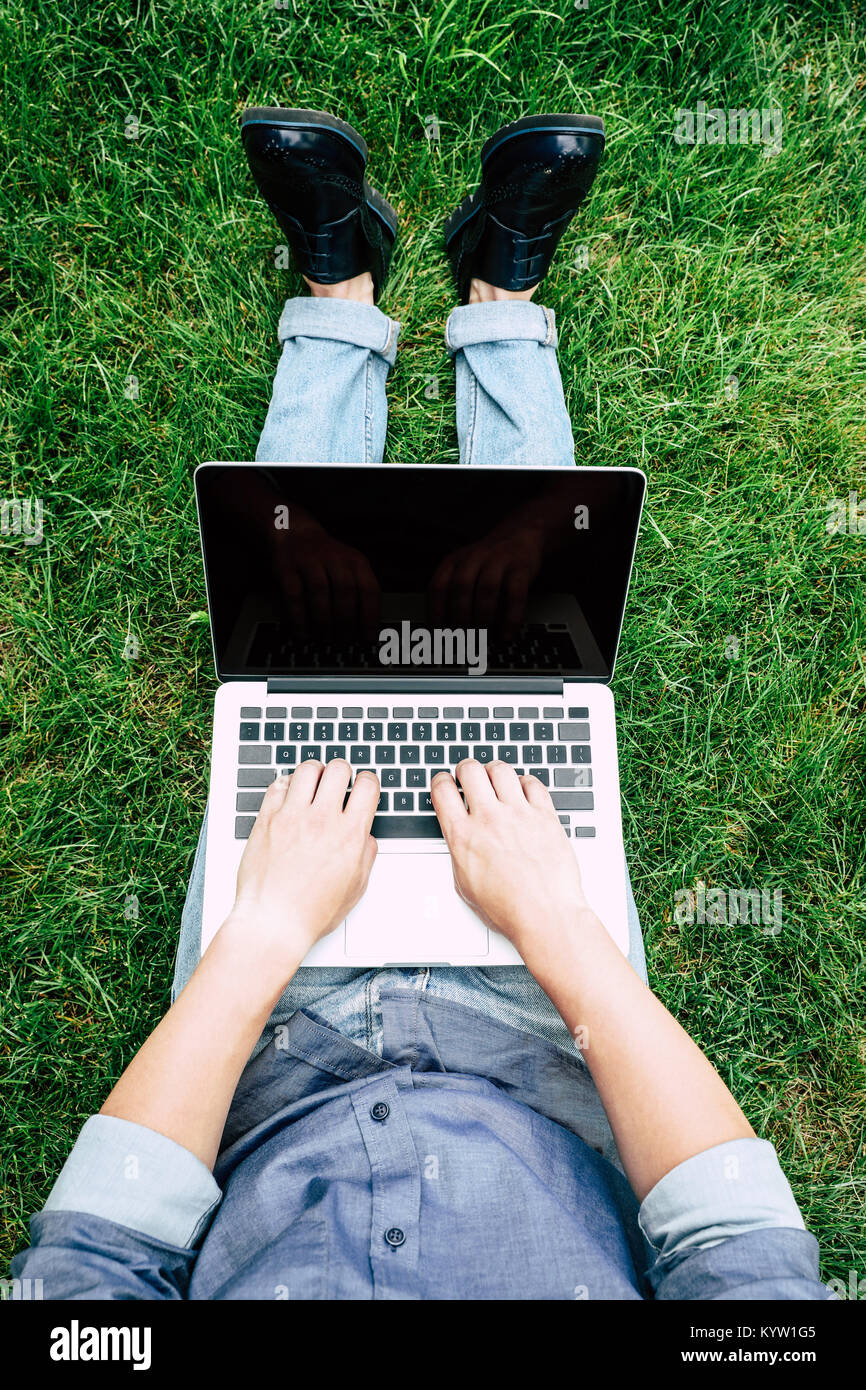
[
  {"left": 240, "top": 106, "right": 398, "bottom": 238},
  {"left": 444, "top": 113, "right": 605, "bottom": 247}
]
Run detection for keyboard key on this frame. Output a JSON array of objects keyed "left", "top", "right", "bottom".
[
  {"left": 275, "top": 746, "right": 296, "bottom": 764},
  {"left": 240, "top": 706, "right": 261, "bottom": 719},
  {"left": 418, "top": 707, "right": 439, "bottom": 717},
  {"left": 518, "top": 707, "right": 538, "bottom": 718},
  {"left": 443, "top": 706, "right": 464, "bottom": 717},
  {"left": 413, "top": 722, "right": 433, "bottom": 740},
  {"left": 352, "top": 745, "right": 372, "bottom": 765},
  {"left": 559, "top": 722, "right": 590, "bottom": 741},
  {"left": 436, "top": 722, "right": 457, "bottom": 741},
  {"left": 461, "top": 722, "right": 481, "bottom": 741},
  {"left": 394, "top": 792, "right": 415, "bottom": 812},
  {"left": 509, "top": 722, "right": 530, "bottom": 740},
  {"left": 289, "top": 721, "right": 309, "bottom": 741},
  {"left": 499, "top": 746, "right": 519, "bottom": 764},
  {"left": 316, "top": 706, "right": 338, "bottom": 717},
  {"left": 393, "top": 706, "right": 413, "bottom": 717},
  {"left": 378, "top": 745, "right": 396, "bottom": 764},
  {"left": 493, "top": 707, "right": 514, "bottom": 717},
  {"left": 343, "top": 706, "right": 363, "bottom": 717},
  {"left": 543, "top": 707, "right": 563, "bottom": 719},
  {"left": 363, "top": 722, "right": 383, "bottom": 741},
  {"left": 235, "top": 816, "right": 256, "bottom": 839},
  {"left": 238, "top": 768, "right": 276, "bottom": 787},
  {"left": 469, "top": 706, "right": 489, "bottom": 717},
  {"left": 571, "top": 745, "right": 592, "bottom": 764},
  {"left": 406, "top": 768, "right": 427, "bottom": 787},
  {"left": 530, "top": 768, "right": 549, "bottom": 785},
  {"left": 534, "top": 723, "right": 554, "bottom": 740},
  {"left": 381, "top": 768, "right": 402, "bottom": 788},
  {"left": 546, "top": 745, "right": 567, "bottom": 764},
  {"left": 239, "top": 745, "right": 272, "bottom": 764},
  {"left": 313, "top": 721, "right": 334, "bottom": 741},
  {"left": 372, "top": 815, "right": 442, "bottom": 839},
  {"left": 388, "top": 722, "right": 408, "bottom": 741},
  {"left": 449, "top": 745, "right": 470, "bottom": 763},
  {"left": 559, "top": 815, "right": 571, "bottom": 826},
  {"left": 239, "top": 722, "right": 260, "bottom": 741},
  {"left": 291, "top": 707, "right": 312, "bottom": 717},
  {"left": 564, "top": 826, "right": 572, "bottom": 837},
  {"left": 264, "top": 722, "right": 285, "bottom": 741},
  {"left": 300, "top": 745, "right": 321, "bottom": 761},
  {"left": 400, "top": 745, "right": 421, "bottom": 764},
  {"left": 485, "top": 723, "right": 505, "bottom": 742},
  {"left": 325, "top": 745, "right": 347, "bottom": 762},
  {"left": 377, "top": 792, "right": 389, "bottom": 812},
  {"left": 523, "top": 745, "right": 542, "bottom": 764},
  {"left": 568, "top": 707, "right": 589, "bottom": 718},
  {"left": 425, "top": 745, "right": 446, "bottom": 765},
  {"left": 236, "top": 792, "right": 265, "bottom": 812},
  {"left": 265, "top": 706, "right": 286, "bottom": 718},
  {"left": 419, "top": 791, "right": 434, "bottom": 811},
  {"left": 338, "top": 721, "right": 358, "bottom": 741},
  {"left": 474, "top": 746, "right": 494, "bottom": 763},
  {"left": 551, "top": 791, "right": 594, "bottom": 810},
  {"left": 573, "top": 826, "right": 596, "bottom": 837},
  {"left": 555, "top": 768, "right": 592, "bottom": 787},
  {"left": 368, "top": 706, "right": 388, "bottom": 718}
]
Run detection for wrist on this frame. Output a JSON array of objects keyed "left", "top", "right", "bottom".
[
  {"left": 210, "top": 909, "right": 313, "bottom": 998},
  {"left": 515, "top": 904, "right": 610, "bottom": 981}
]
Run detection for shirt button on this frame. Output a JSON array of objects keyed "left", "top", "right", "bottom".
[
  {"left": 384, "top": 1227, "right": 405, "bottom": 1248},
  {"left": 370, "top": 1101, "right": 390, "bottom": 1122}
]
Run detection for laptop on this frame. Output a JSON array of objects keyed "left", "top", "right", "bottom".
[{"left": 195, "top": 462, "right": 646, "bottom": 965}]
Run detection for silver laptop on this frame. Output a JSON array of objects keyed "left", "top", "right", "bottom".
[{"left": 195, "top": 462, "right": 646, "bottom": 965}]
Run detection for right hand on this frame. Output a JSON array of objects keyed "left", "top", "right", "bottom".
[{"left": 430, "top": 760, "right": 596, "bottom": 958}]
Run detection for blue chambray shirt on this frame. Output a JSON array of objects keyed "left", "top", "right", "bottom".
[{"left": 12, "top": 989, "right": 830, "bottom": 1300}]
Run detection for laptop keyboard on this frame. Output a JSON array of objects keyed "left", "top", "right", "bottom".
[{"left": 235, "top": 704, "right": 594, "bottom": 842}]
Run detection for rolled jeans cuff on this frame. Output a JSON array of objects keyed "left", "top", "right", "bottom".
[
  {"left": 277, "top": 296, "right": 401, "bottom": 366},
  {"left": 444, "top": 301, "right": 558, "bottom": 355}
]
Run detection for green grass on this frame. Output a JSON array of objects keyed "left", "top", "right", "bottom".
[{"left": 1, "top": 0, "right": 864, "bottom": 1285}]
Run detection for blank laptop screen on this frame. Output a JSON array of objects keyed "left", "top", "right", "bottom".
[{"left": 195, "top": 463, "right": 645, "bottom": 682}]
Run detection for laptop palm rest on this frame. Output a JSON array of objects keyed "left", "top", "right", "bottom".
[{"left": 345, "top": 854, "right": 489, "bottom": 962}]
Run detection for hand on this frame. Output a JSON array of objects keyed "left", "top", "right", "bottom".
[
  {"left": 271, "top": 524, "right": 380, "bottom": 637},
  {"left": 427, "top": 527, "right": 545, "bottom": 638},
  {"left": 430, "top": 760, "right": 595, "bottom": 958},
  {"left": 225, "top": 761, "right": 379, "bottom": 976}
]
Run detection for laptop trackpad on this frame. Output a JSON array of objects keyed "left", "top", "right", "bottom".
[{"left": 345, "top": 855, "right": 489, "bottom": 961}]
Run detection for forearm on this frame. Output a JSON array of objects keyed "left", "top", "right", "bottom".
[
  {"left": 100, "top": 915, "right": 303, "bottom": 1170},
  {"left": 523, "top": 909, "right": 754, "bottom": 1201}
]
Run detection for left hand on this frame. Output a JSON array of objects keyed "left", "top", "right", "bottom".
[{"left": 226, "top": 760, "right": 379, "bottom": 973}]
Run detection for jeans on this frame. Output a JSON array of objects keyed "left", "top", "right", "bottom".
[{"left": 175, "top": 295, "right": 647, "bottom": 1067}]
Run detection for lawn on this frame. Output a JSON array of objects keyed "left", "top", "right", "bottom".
[{"left": 1, "top": 0, "right": 864, "bottom": 1285}]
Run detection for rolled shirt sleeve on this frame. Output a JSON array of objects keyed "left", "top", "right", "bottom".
[{"left": 41, "top": 1115, "right": 222, "bottom": 1249}]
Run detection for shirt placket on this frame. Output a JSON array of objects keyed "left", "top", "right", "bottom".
[{"left": 350, "top": 1075, "right": 421, "bottom": 1299}]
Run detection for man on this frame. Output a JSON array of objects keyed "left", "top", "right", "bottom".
[{"left": 12, "top": 110, "right": 828, "bottom": 1299}]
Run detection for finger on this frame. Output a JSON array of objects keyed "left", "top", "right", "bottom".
[
  {"left": 313, "top": 757, "right": 352, "bottom": 812},
  {"left": 284, "top": 758, "right": 325, "bottom": 807},
  {"left": 251, "top": 771, "right": 291, "bottom": 830},
  {"left": 486, "top": 760, "right": 525, "bottom": 805},
  {"left": 456, "top": 758, "right": 497, "bottom": 812},
  {"left": 430, "top": 770, "right": 468, "bottom": 836},
  {"left": 427, "top": 553, "right": 458, "bottom": 626},
  {"left": 502, "top": 564, "right": 531, "bottom": 639},
  {"left": 450, "top": 557, "right": 483, "bottom": 626},
  {"left": 521, "top": 772, "right": 556, "bottom": 812},
  {"left": 277, "top": 565, "right": 307, "bottom": 634},
  {"left": 345, "top": 768, "right": 380, "bottom": 827},
  {"left": 329, "top": 562, "right": 357, "bottom": 628},
  {"left": 302, "top": 560, "right": 331, "bottom": 630},
  {"left": 474, "top": 558, "right": 508, "bottom": 626}
]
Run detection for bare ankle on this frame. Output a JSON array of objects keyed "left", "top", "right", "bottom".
[
  {"left": 305, "top": 272, "right": 375, "bottom": 305},
  {"left": 468, "top": 278, "right": 537, "bottom": 304}
]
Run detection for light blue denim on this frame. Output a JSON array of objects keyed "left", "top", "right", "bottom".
[{"left": 180, "top": 293, "right": 646, "bottom": 1069}]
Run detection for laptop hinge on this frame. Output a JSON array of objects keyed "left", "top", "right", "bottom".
[{"left": 266, "top": 676, "right": 564, "bottom": 694}]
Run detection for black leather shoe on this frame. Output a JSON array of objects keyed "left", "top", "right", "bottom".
[
  {"left": 240, "top": 108, "right": 398, "bottom": 302},
  {"left": 444, "top": 114, "right": 605, "bottom": 303}
]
